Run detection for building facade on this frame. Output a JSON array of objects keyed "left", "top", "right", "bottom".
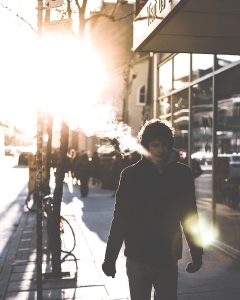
[
  {"left": 125, "top": 54, "right": 151, "bottom": 137},
  {"left": 133, "top": 0, "right": 240, "bottom": 253},
  {"left": 156, "top": 53, "right": 240, "bottom": 252}
]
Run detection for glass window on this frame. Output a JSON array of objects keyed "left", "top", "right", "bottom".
[
  {"left": 159, "top": 97, "right": 171, "bottom": 124},
  {"left": 192, "top": 54, "right": 213, "bottom": 81},
  {"left": 172, "top": 89, "right": 189, "bottom": 154},
  {"left": 216, "top": 55, "right": 240, "bottom": 70},
  {"left": 191, "top": 79, "right": 213, "bottom": 250},
  {"left": 191, "top": 79, "right": 213, "bottom": 197},
  {"left": 215, "top": 65, "right": 240, "bottom": 251},
  {"left": 159, "top": 59, "right": 172, "bottom": 95},
  {"left": 173, "top": 53, "right": 190, "bottom": 90},
  {"left": 138, "top": 85, "right": 146, "bottom": 104},
  {"left": 216, "top": 66, "right": 240, "bottom": 155}
]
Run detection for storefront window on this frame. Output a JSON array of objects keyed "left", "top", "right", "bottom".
[
  {"left": 216, "top": 55, "right": 240, "bottom": 70},
  {"left": 192, "top": 54, "right": 213, "bottom": 81},
  {"left": 191, "top": 79, "right": 213, "bottom": 200},
  {"left": 173, "top": 53, "right": 190, "bottom": 90},
  {"left": 172, "top": 89, "right": 189, "bottom": 154},
  {"left": 159, "top": 97, "right": 171, "bottom": 124},
  {"left": 215, "top": 65, "right": 240, "bottom": 251},
  {"left": 191, "top": 79, "right": 213, "bottom": 246},
  {"left": 159, "top": 59, "right": 172, "bottom": 95}
]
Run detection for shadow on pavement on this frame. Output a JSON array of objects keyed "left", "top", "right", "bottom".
[
  {"left": 62, "top": 181, "right": 115, "bottom": 244},
  {"left": 0, "top": 181, "right": 79, "bottom": 299}
]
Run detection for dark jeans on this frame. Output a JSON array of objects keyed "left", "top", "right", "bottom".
[{"left": 126, "top": 258, "right": 178, "bottom": 300}]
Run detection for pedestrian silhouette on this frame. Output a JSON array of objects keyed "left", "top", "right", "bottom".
[
  {"left": 102, "top": 119, "right": 203, "bottom": 300},
  {"left": 91, "top": 151, "right": 101, "bottom": 186},
  {"left": 74, "top": 152, "right": 91, "bottom": 197}
]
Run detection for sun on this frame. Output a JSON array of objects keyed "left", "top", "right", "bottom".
[
  {"left": 0, "top": 4, "right": 117, "bottom": 139},
  {"left": 1, "top": 17, "right": 108, "bottom": 137},
  {"left": 34, "top": 36, "right": 109, "bottom": 134}
]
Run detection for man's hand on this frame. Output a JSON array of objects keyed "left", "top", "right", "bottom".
[
  {"left": 102, "top": 261, "right": 116, "bottom": 278},
  {"left": 186, "top": 258, "right": 202, "bottom": 273}
]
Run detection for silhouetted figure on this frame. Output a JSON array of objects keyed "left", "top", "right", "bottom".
[
  {"left": 102, "top": 119, "right": 203, "bottom": 300},
  {"left": 191, "top": 158, "right": 203, "bottom": 179},
  {"left": 111, "top": 152, "right": 124, "bottom": 192},
  {"left": 51, "top": 149, "right": 59, "bottom": 171},
  {"left": 75, "top": 152, "right": 91, "bottom": 197},
  {"left": 69, "top": 148, "right": 76, "bottom": 175},
  {"left": 64, "top": 148, "right": 77, "bottom": 182},
  {"left": 129, "top": 151, "right": 142, "bottom": 165},
  {"left": 111, "top": 152, "right": 132, "bottom": 197},
  {"left": 91, "top": 151, "right": 101, "bottom": 186},
  {"left": 181, "top": 156, "right": 203, "bottom": 179}
]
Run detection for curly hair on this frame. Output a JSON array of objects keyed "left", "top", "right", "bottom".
[{"left": 138, "top": 119, "right": 174, "bottom": 150}]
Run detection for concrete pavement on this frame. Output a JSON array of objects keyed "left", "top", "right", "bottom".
[{"left": 1, "top": 179, "right": 240, "bottom": 299}]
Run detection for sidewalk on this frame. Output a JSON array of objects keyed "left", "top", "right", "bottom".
[{"left": 1, "top": 182, "right": 240, "bottom": 299}]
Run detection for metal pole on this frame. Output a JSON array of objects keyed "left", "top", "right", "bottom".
[
  {"left": 153, "top": 53, "right": 159, "bottom": 119},
  {"left": 212, "top": 74, "right": 217, "bottom": 226},
  {"left": 51, "top": 121, "right": 69, "bottom": 276},
  {"left": 37, "top": 1, "right": 43, "bottom": 299},
  {"left": 36, "top": 110, "right": 43, "bottom": 300},
  {"left": 188, "top": 54, "right": 192, "bottom": 167}
]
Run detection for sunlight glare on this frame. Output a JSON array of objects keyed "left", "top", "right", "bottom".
[
  {"left": 1, "top": 14, "right": 108, "bottom": 138},
  {"left": 184, "top": 214, "right": 218, "bottom": 248},
  {"left": 35, "top": 36, "right": 108, "bottom": 127},
  {"left": 199, "top": 217, "right": 219, "bottom": 247},
  {"left": 0, "top": 5, "right": 38, "bottom": 137}
]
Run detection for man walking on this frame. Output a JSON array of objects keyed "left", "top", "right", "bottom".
[{"left": 102, "top": 119, "right": 203, "bottom": 300}]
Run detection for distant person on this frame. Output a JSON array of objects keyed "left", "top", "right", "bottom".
[
  {"left": 102, "top": 119, "right": 203, "bottom": 300},
  {"left": 111, "top": 152, "right": 124, "bottom": 192},
  {"left": 181, "top": 156, "right": 203, "bottom": 179},
  {"left": 91, "top": 151, "right": 101, "bottom": 186},
  {"left": 63, "top": 148, "right": 75, "bottom": 181},
  {"left": 51, "top": 149, "right": 59, "bottom": 171},
  {"left": 111, "top": 152, "right": 131, "bottom": 196},
  {"left": 68, "top": 148, "right": 77, "bottom": 183},
  {"left": 75, "top": 152, "right": 91, "bottom": 197},
  {"left": 191, "top": 158, "right": 203, "bottom": 179},
  {"left": 129, "top": 151, "right": 142, "bottom": 165}
]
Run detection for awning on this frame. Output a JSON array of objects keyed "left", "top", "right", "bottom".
[{"left": 133, "top": 0, "right": 240, "bottom": 55}]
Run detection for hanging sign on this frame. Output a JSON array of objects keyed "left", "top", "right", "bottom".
[{"left": 45, "top": 0, "right": 64, "bottom": 8}]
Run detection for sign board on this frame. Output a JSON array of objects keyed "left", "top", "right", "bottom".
[
  {"left": 133, "top": 0, "right": 181, "bottom": 51},
  {"left": 45, "top": 0, "right": 64, "bottom": 8}
]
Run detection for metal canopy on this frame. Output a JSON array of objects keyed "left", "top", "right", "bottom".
[{"left": 133, "top": 0, "right": 240, "bottom": 54}]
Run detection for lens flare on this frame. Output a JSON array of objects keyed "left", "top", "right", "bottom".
[
  {"left": 199, "top": 217, "right": 219, "bottom": 247},
  {"left": 184, "top": 214, "right": 218, "bottom": 247}
]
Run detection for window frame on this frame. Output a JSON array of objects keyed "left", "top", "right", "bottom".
[{"left": 137, "top": 84, "right": 146, "bottom": 105}]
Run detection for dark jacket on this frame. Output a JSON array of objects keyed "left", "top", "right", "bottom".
[{"left": 105, "top": 157, "right": 203, "bottom": 267}]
